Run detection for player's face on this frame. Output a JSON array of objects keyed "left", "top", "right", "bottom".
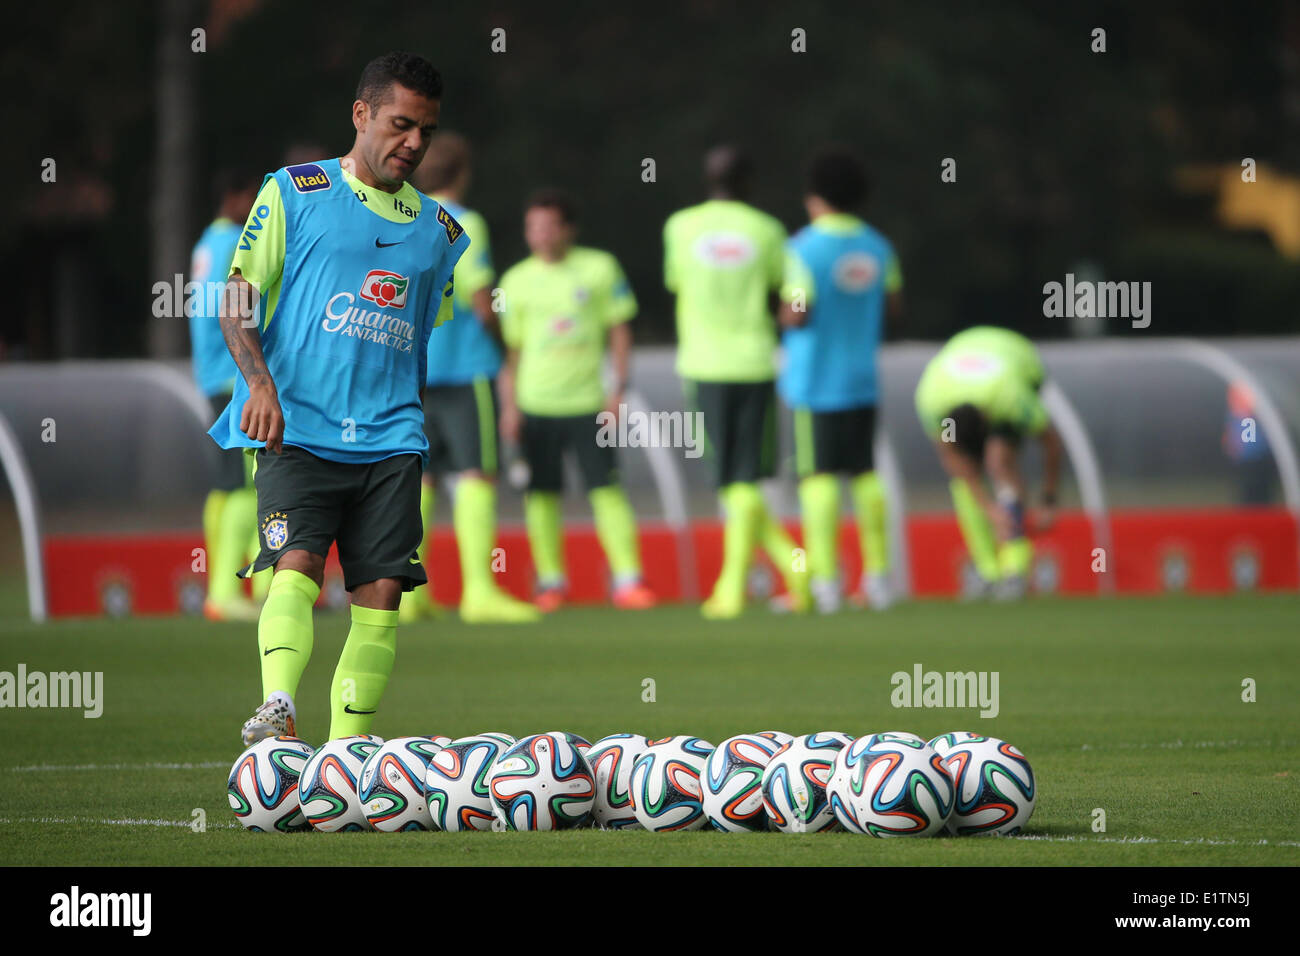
[
  {"left": 524, "top": 207, "right": 573, "bottom": 261},
  {"left": 356, "top": 84, "right": 441, "bottom": 187}
]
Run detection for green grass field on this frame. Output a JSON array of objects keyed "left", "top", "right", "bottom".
[{"left": 1, "top": 595, "right": 1297, "bottom": 866}]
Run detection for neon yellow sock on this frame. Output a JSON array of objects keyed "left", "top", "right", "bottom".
[
  {"left": 455, "top": 477, "right": 497, "bottom": 598},
  {"left": 712, "top": 483, "right": 763, "bottom": 599},
  {"left": 525, "top": 492, "right": 565, "bottom": 586},
  {"left": 213, "top": 486, "right": 257, "bottom": 602},
  {"left": 851, "top": 471, "right": 890, "bottom": 576},
  {"left": 798, "top": 474, "right": 840, "bottom": 583},
  {"left": 203, "top": 490, "right": 227, "bottom": 599},
  {"left": 998, "top": 537, "right": 1034, "bottom": 579},
  {"left": 258, "top": 569, "right": 319, "bottom": 702},
  {"left": 590, "top": 485, "right": 641, "bottom": 583},
  {"left": 950, "top": 479, "right": 1000, "bottom": 581},
  {"left": 329, "top": 604, "right": 398, "bottom": 739}
]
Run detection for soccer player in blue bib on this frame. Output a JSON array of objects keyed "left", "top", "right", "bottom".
[
  {"left": 777, "top": 147, "right": 903, "bottom": 612},
  {"left": 404, "top": 132, "right": 539, "bottom": 623},
  {"left": 211, "top": 53, "right": 469, "bottom": 745},
  {"left": 189, "top": 169, "right": 262, "bottom": 622}
]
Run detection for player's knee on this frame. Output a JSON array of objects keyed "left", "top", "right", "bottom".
[
  {"left": 352, "top": 577, "right": 403, "bottom": 611},
  {"left": 273, "top": 550, "right": 326, "bottom": 588}
]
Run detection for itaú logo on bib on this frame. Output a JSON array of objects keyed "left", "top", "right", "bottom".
[{"left": 359, "top": 270, "right": 410, "bottom": 309}]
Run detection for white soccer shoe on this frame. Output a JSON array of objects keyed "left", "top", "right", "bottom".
[
  {"left": 240, "top": 697, "right": 296, "bottom": 747},
  {"left": 860, "top": 572, "right": 896, "bottom": 611},
  {"left": 810, "top": 578, "right": 842, "bottom": 615}
]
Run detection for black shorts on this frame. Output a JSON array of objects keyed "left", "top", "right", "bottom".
[
  {"left": 243, "top": 445, "right": 426, "bottom": 592},
  {"left": 792, "top": 405, "right": 877, "bottom": 477},
  {"left": 520, "top": 411, "right": 619, "bottom": 493},
  {"left": 685, "top": 380, "right": 780, "bottom": 487},
  {"left": 423, "top": 377, "right": 499, "bottom": 475},
  {"left": 209, "top": 393, "right": 250, "bottom": 491}
]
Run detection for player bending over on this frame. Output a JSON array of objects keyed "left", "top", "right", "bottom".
[
  {"left": 777, "top": 146, "right": 902, "bottom": 612},
  {"left": 212, "top": 52, "right": 469, "bottom": 744},
  {"left": 497, "top": 189, "right": 657, "bottom": 612},
  {"left": 914, "top": 326, "right": 1062, "bottom": 599}
]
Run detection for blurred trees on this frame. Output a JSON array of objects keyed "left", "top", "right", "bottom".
[{"left": 5, "top": 0, "right": 1299, "bottom": 359}]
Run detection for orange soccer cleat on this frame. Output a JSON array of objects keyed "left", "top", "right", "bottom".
[{"left": 612, "top": 582, "right": 657, "bottom": 610}]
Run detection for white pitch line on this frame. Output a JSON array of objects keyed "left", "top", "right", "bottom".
[
  {"left": 6, "top": 761, "right": 227, "bottom": 773},
  {"left": 1079, "top": 740, "right": 1296, "bottom": 751},
  {"left": 1011, "top": 834, "right": 1300, "bottom": 848},
  {"left": 0, "top": 816, "right": 239, "bottom": 829}
]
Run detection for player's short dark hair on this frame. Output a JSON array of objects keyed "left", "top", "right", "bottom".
[
  {"left": 415, "top": 131, "right": 471, "bottom": 194},
  {"left": 806, "top": 145, "right": 870, "bottom": 211},
  {"left": 947, "top": 403, "right": 989, "bottom": 462},
  {"left": 356, "top": 52, "right": 443, "bottom": 111},
  {"left": 525, "top": 187, "right": 579, "bottom": 225},
  {"left": 211, "top": 167, "right": 262, "bottom": 207},
  {"left": 704, "top": 145, "right": 753, "bottom": 199}
]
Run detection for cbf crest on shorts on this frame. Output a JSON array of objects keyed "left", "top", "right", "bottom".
[{"left": 261, "top": 511, "right": 289, "bottom": 550}]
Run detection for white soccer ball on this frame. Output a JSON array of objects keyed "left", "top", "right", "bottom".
[
  {"left": 755, "top": 730, "right": 795, "bottom": 750},
  {"left": 927, "top": 732, "right": 1036, "bottom": 835},
  {"left": 297, "top": 735, "right": 384, "bottom": 832},
  {"left": 702, "top": 734, "right": 783, "bottom": 832},
  {"left": 761, "top": 732, "right": 853, "bottom": 832},
  {"left": 547, "top": 731, "right": 592, "bottom": 755},
  {"left": 424, "top": 734, "right": 514, "bottom": 831},
  {"left": 827, "top": 733, "right": 954, "bottom": 837},
  {"left": 357, "top": 736, "right": 447, "bottom": 831},
  {"left": 228, "top": 735, "right": 315, "bottom": 832},
  {"left": 586, "top": 733, "right": 649, "bottom": 829},
  {"left": 488, "top": 732, "right": 595, "bottom": 830},
  {"left": 628, "top": 736, "right": 715, "bottom": 831}
]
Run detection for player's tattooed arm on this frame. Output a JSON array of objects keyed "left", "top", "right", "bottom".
[{"left": 221, "top": 270, "right": 285, "bottom": 454}]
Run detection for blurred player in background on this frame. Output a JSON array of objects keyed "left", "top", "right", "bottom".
[
  {"left": 777, "top": 146, "right": 901, "bottom": 612},
  {"left": 190, "top": 168, "right": 264, "bottom": 622},
  {"left": 498, "top": 189, "right": 656, "bottom": 611},
  {"left": 213, "top": 52, "right": 467, "bottom": 743},
  {"left": 403, "top": 132, "right": 539, "bottom": 624},
  {"left": 914, "top": 326, "right": 1062, "bottom": 599},
  {"left": 663, "top": 146, "right": 810, "bottom": 619}
]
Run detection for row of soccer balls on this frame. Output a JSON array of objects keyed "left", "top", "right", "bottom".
[{"left": 229, "top": 730, "right": 1036, "bottom": 835}]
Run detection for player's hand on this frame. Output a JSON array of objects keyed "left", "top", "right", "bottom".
[
  {"left": 604, "top": 390, "right": 624, "bottom": 420},
  {"left": 241, "top": 387, "right": 285, "bottom": 454},
  {"left": 500, "top": 403, "right": 522, "bottom": 443}
]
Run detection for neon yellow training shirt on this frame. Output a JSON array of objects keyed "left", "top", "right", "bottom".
[
  {"left": 663, "top": 199, "right": 786, "bottom": 382},
  {"left": 498, "top": 246, "right": 637, "bottom": 415}
]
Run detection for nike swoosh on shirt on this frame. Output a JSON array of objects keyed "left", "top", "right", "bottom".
[
  {"left": 375, "top": 238, "right": 402, "bottom": 248},
  {"left": 263, "top": 646, "right": 297, "bottom": 656},
  {"left": 344, "top": 705, "right": 376, "bottom": 715}
]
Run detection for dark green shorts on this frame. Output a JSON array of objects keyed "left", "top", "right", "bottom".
[
  {"left": 521, "top": 411, "right": 619, "bottom": 493},
  {"left": 686, "top": 380, "right": 780, "bottom": 487},
  {"left": 793, "top": 404, "right": 877, "bottom": 477},
  {"left": 209, "top": 393, "right": 250, "bottom": 491},
  {"left": 423, "top": 377, "right": 499, "bottom": 475},
  {"left": 243, "top": 445, "right": 425, "bottom": 592}
]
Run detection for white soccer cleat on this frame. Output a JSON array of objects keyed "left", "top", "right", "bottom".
[
  {"left": 811, "top": 578, "right": 842, "bottom": 615},
  {"left": 861, "top": 572, "right": 896, "bottom": 611},
  {"left": 241, "top": 697, "right": 296, "bottom": 747}
]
